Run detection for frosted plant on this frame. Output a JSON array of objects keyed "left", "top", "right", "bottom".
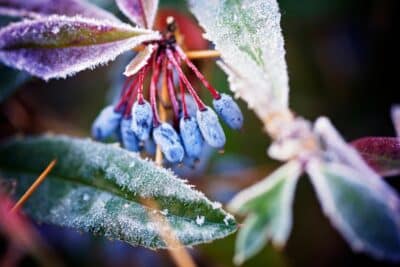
[
  {"left": 188, "top": 0, "right": 400, "bottom": 265},
  {"left": 0, "top": 0, "right": 399, "bottom": 266},
  {"left": 0, "top": 0, "right": 244, "bottom": 165}
]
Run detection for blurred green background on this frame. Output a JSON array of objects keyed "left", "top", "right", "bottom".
[{"left": 1, "top": 0, "right": 399, "bottom": 266}]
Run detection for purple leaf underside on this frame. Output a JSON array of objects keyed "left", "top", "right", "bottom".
[
  {"left": 0, "top": 16, "right": 160, "bottom": 80},
  {"left": 0, "top": 0, "right": 119, "bottom": 22},
  {"left": 116, "top": 0, "right": 159, "bottom": 29},
  {"left": 352, "top": 137, "right": 400, "bottom": 177}
]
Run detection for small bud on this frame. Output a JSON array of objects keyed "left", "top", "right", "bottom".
[
  {"left": 196, "top": 107, "right": 226, "bottom": 148},
  {"left": 91, "top": 105, "right": 122, "bottom": 141},
  {"left": 180, "top": 117, "right": 204, "bottom": 159},
  {"left": 213, "top": 93, "right": 243, "bottom": 130},
  {"left": 153, "top": 123, "right": 184, "bottom": 163},
  {"left": 131, "top": 100, "right": 153, "bottom": 141},
  {"left": 120, "top": 118, "right": 140, "bottom": 152}
]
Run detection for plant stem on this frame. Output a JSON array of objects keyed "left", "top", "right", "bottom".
[
  {"left": 186, "top": 50, "right": 221, "bottom": 60},
  {"left": 11, "top": 159, "right": 57, "bottom": 213}
]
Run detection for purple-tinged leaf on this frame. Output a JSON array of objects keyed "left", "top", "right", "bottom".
[
  {"left": 392, "top": 105, "right": 400, "bottom": 138},
  {"left": 0, "top": 0, "right": 119, "bottom": 22},
  {"left": 307, "top": 158, "right": 400, "bottom": 261},
  {"left": 352, "top": 137, "right": 400, "bottom": 177},
  {"left": 116, "top": 0, "right": 159, "bottom": 29},
  {"left": 123, "top": 43, "right": 155, "bottom": 76},
  {"left": 0, "top": 16, "right": 160, "bottom": 80}
]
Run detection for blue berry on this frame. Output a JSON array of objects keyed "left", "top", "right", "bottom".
[
  {"left": 196, "top": 107, "right": 226, "bottom": 148},
  {"left": 153, "top": 123, "right": 184, "bottom": 163},
  {"left": 120, "top": 117, "right": 140, "bottom": 152},
  {"left": 179, "top": 117, "right": 204, "bottom": 159},
  {"left": 213, "top": 93, "right": 243, "bottom": 130},
  {"left": 91, "top": 105, "right": 122, "bottom": 141},
  {"left": 131, "top": 100, "right": 153, "bottom": 141}
]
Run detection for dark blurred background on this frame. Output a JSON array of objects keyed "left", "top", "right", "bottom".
[{"left": 1, "top": 0, "right": 399, "bottom": 266}]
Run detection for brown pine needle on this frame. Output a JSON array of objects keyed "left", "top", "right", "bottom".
[
  {"left": 186, "top": 50, "right": 221, "bottom": 60},
  {"left": 11, "top": 159, "right": 57, "bottom": 213}
]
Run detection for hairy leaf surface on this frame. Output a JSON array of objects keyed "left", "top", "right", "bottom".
[
  {"left": 0, "top": 135, "right": 237, "bottom": 249},
  {"left": 189, "top": 0, "right": 290, "bottom": 119},
  {"left": 0, "top": 16, "right": 160, "bottom": 80}
]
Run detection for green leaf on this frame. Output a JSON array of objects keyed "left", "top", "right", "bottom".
[
  {"left": 229, "top": 160, "right": 302, "bottom": 265},
  {"left": 307, "top": 159, "right": 400, "bottom": 261},
  {"left": 0, "top": 64, "right": 29, "bottom": 102},
  {"left": 0, "top": 135, "right": 236, "bottom": 249},
  {"left": 189, "top": 0, "right": 290, "bottom": 120}
]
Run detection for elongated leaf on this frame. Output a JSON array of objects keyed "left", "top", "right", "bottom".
[
  {"left": 189, "top": 0, "right": 290, "bottom": 120},
  {"left": 229, "top": 160, "right": 302, "bottom": 265},
  {"left": 0, "top": 16, "right": 160, "bottom": 80},
  {"left": 116, "top": 0, "right": 159, "bottom": 29},
  {"left": 352, "top": 137, "right": 400, "bottom": 177},
  {"left": 0, "top": 135, "right": 237, "bottom": 248},
  {"left": 307, "top": 159, "right": 400, "bottom": 261},
  {"left": 124, "top": 44, "right": 155, "bottom": 76},
  {"left": 0, "top": 64, "right": 29, "bottom": 102},
  {"left": 0, "top": 0, "right": 119, "bottom": 22}
]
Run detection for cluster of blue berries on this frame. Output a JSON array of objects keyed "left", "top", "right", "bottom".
[{"left": 91, "top": 20, "right": 243, "bottom": 164}]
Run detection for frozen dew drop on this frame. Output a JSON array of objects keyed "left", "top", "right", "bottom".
[
  {"left": 120, "top": 117, "right": 140, "bottom": 152},
  {"left": 196, "top": 215, "right": 205, "bottom": 226},
  {"left": 131, "top": 100, "right": 153, "bottom": 141},
  {"left": 82, "top": 193, "right": 90, "bottom": 201},
  {"left": 196, "top": 107, "right": 226, "bottom": 149},
  {"left": 179, "top": 117, "right": 204, "bottom": 159},
  {"left": 213, "top": 93, "right": 243, "bottom": 130},
  {"left": 91, "top": 105, "right": 122, "bottom": 141},
  {"left": 153, "top": 123, "right": 184, "bottom": 163}
]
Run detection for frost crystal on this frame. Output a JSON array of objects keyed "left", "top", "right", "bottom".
[{"left": 190, "top": 0, "right": 290, "bottom": 119}]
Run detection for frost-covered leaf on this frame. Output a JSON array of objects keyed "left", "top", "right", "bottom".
[
  {"left": 124, "top": 44, "right": 155, "bottom": 76},
  {"left": 352, "top": 137, "right": 400, "bottom": 177},
  {"left": 391, "top": 105, "right": 400, "bottom": 138},
  {"left": 189, "top": 0, "right": 290, "bottom": 120},
  {"left": 116, "top": 0, "right": 159, "bottom": 29},
  {"left": 313, "top": 117, "right": 379, "bottom": 179},
  {"left": 307, "top": 158, "right": 400, "bottom": 261},
  {"left": 0, "top": 0, "right": 119, "bottom": 22},
  {"left": 0, "top": 16, "right": 160, "bottom": 80},
  {"left": 0, "top": 64, "right": 29, "bottom": 102},
  {"left": 229, "top": 160, "right": 302, "bottom": 265},
  {"left": 0, "top": 135, "right": 237, "bottom": 249}
]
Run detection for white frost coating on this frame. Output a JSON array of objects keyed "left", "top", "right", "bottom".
[
  {"left": 196, "top": 215, "right": 205, "bottom": 226},
  {"left": 211, "top": 201, "right": 222, "bottom": 209},
  {"left": 0, "top": 15, "right": 161, "bottom": 80},
  {"left": 223, "top": 214, "right": 234, "bottom": 226},
  {"left": 391, "top": 105, "right": 400, "bottom": 138},
  {"left": 314, "top": 117, "right": 393, "bottom": 198},
  {"left": 306, "top": 159, "right": 400, "bottom": 261},
  {"left": 124, "top": 44, "right": 155, "bottom": 76},
  {"left": 190, "top": 0, "right": 290, "bottom": 120}
]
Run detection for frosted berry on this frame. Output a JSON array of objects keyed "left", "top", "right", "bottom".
[
  {"left": 196, "top": 107, "right": 226, "bottom": 149},
  {"left": 179, "top": 117, "right": 204, "bottom": 159},
  {"left": 131, "top": 100, "right": 153, "bottom": 141},
  {"left": 120, "top": 117, "right": 140, "bottom": 152},
  {"left": 153, "top": 123, "right": 184, "bottom": 163},
  {"left": 213, "top": 93, "right": 243, "bottom": 130},
  {"left": 91, "top": 105, "right": 122, "bottom": 141}
]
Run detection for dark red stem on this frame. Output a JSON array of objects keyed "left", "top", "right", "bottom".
[
  {"left": 175, "top": 46, "right": 220, "bottom": 99},
  {"left": 166, "top": 49, "right": 206, "bottom": 111}
]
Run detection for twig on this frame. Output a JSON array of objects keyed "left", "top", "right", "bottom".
[
  {"left": 11, "top": 159, "right": 57, "bottom": 213},
  {"left": 185, "top": 50, "right": 221, "bottom": 60}
]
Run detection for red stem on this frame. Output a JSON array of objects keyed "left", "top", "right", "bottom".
[
  {"left": 136, "top": 67, "right": 147, "bottom": 104},
  {"left": 166, "top": 49, "right": 206, "bottom": 111},
  {"left": 175, "top": 45, "right": 220, "bottom": 99},
  {"left": 150, "top": 54, "right": 163, "bottom": 126}
]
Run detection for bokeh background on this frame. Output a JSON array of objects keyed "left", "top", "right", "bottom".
[{"left": 1, "top": 0, "right": 399, "bottom": 266}]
